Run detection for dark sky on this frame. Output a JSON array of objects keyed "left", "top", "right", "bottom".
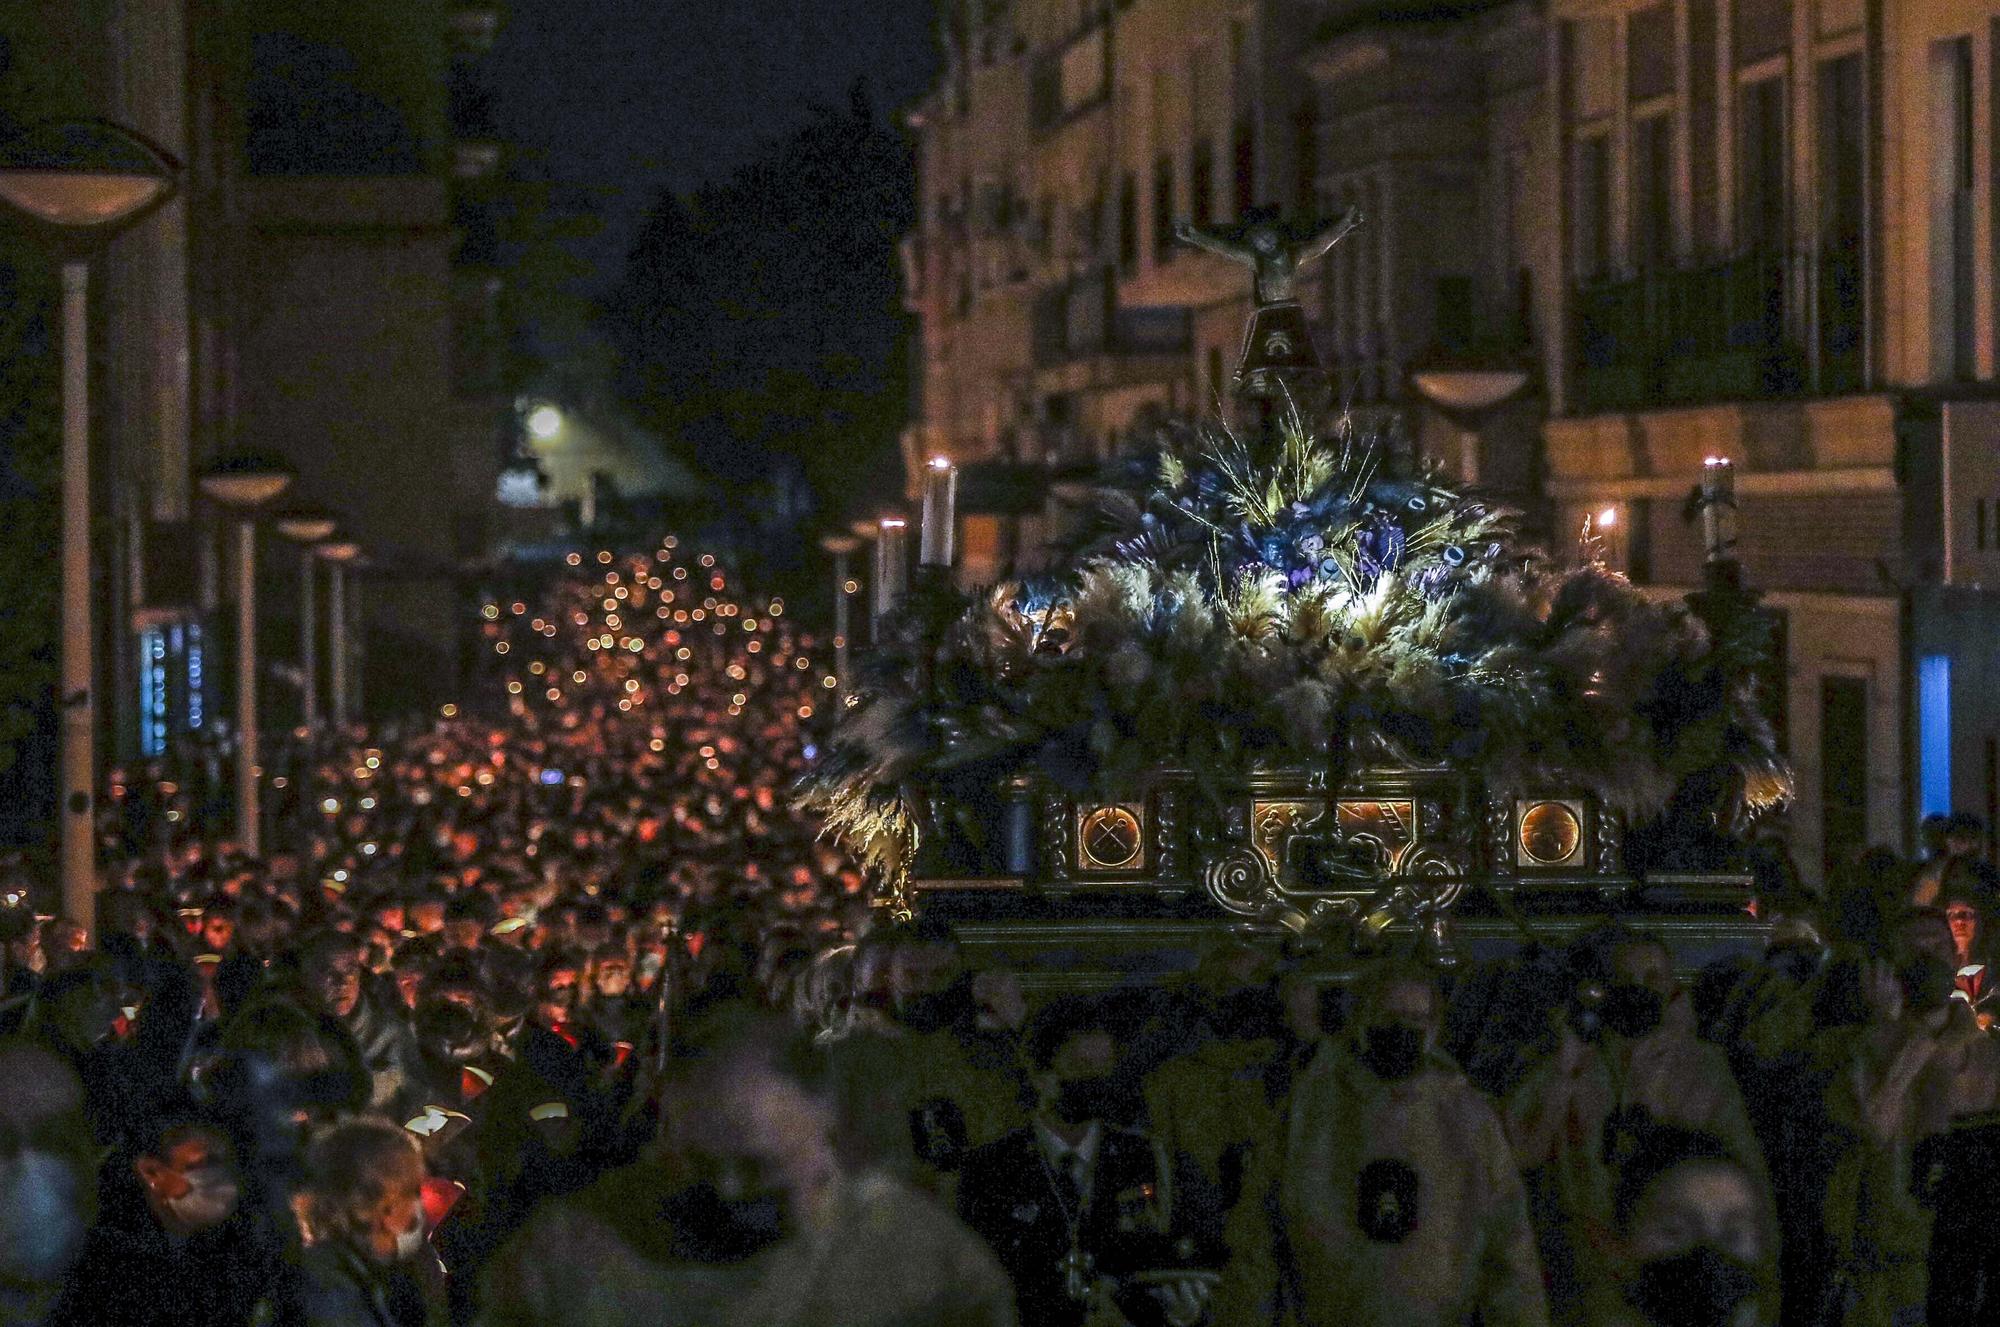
[{"left": 489, "top": 0, "right": 940, "bottom": 289}]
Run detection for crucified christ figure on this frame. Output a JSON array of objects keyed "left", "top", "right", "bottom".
[{"left": 1174, "top": 206, "right": 1363, "bottom": 305}]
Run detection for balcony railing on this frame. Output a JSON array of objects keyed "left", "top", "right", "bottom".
[{"left": 1571, "top": 248, "right": 1866, "bottom": 413}]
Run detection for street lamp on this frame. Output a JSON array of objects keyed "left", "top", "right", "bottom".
[
  {"left": 199, "top": 453, "right": 294, "bottom": 858},
  {"left": 274, "top": 506, "right": 338, "bottom": 740},
  {"left": 1407, "top": 348, "right": 1531, "bottom": 486},
  {"left": 0, "top": 119, "right": 179, "bottom": 938},
  {"left": 317, "top": 540, "right": 363, "bottom": 733},
  {"left": 819, "top": 534, "right": 862, "bottom": 709}
]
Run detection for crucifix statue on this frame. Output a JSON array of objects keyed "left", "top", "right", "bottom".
[
  {"left": 1174, "top": 205, "right": 1364, "bottom": 405},
  {"left": 1174, "top": 206, "right": 1362, "bottom": 307}
]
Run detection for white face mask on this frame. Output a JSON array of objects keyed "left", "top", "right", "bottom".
[
  {"left": 163, "top": 1165, "right": 240, "bottom": 1231},
  {"left": 0, "top": 1151, "right": 87, "bottom": 1284},
  {"left": 394, "top": 1199, "right": 427, "bottom": 1261}
]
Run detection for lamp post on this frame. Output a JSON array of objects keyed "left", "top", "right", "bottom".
[
  {"left": 318, "top": 540, "right": 363, "bottom": 733},
  {"left": 0, "top": 120, "right": 179, "bottom": 937},
  {"left": 273, "top": 507, "right": 338, "bottom": 740},
  {"left": 819, "top": 534, "right": 861, "bottom": 709},
  {"left": 1407, "top": 350, "right": 1531, "bottom": 486},
  {"left": 198, "top": 454, "right": 294, "bottom": 858}
]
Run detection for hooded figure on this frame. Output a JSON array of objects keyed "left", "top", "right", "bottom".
[
  {"left": 1504, "top": 931, "right": 1769, "bottom": 1326},
  {"left": 1214, "top": 960, "right": 1549, "bottom": 1327},
  {"left": 479, "top": 1006, "right": 1014, "bottom": 1327}
]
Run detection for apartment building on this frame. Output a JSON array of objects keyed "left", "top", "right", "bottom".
[{"left": 906, "top": 0, "right": 2000, "bottom": 881}]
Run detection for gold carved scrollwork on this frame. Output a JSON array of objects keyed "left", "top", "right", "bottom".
[{"left": 1203, "top": 845, "right": 1279, "bottom": 917}]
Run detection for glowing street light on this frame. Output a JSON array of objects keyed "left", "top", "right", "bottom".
[
  {"left": 0, "top": 119, "right": 179, "bottom": 938},
  {"left": 199, "top": 454, "right": 296, "bottom": 857},
  {"left": 317, "top": 540, "right": 364, "bottom": 732},
  {"left": 274, "top": 506, "right": 338, "bottom": 740},
  {"left": 527, "top": 404, "right": 562, "bottom": 440}
]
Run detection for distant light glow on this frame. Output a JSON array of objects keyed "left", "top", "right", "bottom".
[
  {"left": 1596, "top": 506, "right": 1618, "bottom": 529},
  {"left": 1921, "top": 654, "right": 1952, "bottom": 818},
  {"left": 527, "top": 405, "right": 562, "bottom": 439}
]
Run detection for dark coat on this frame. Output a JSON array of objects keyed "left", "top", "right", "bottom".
[{"left": 956, "top": 1124, "right": 1202, "bottom": 1327}]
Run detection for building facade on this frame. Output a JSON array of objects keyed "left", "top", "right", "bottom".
[
  {"left": 1, "top": 0, "right": 509, "bottom": 764},
  {"left": 904, "top": 0, "right": 2000, "bottom": 883}
]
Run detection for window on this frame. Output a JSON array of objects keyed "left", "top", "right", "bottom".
[
  {"left": 1573, "top": 133, "right": 1613, "bottom": 280},
  {"left": 1191, "top": 137, "right": 1215, "bottom": 228},
  {"left": 1631, "top": 114, "right": 1675, "bottom": 267},
  {"left": 1930, "top": 35, "right": 1976, "bottom": 379},
  {"left": 1688, "top": 0, "right": 1720, "bottom": 248},
  {"left": 1628, "top": 498, "right": 1654, "bottom": 583},
  {"left": 1152, "top": 154, "right": 1175, "bottom": 265},
  {"left": 1434, "top": 276, "right": 1475, "bottom": 351},
  {"left": 1823, "top": 675, "right": 1871, "bottom": 878},
  {"left": 1118, "top": 172, "right": 1138, "bottom": 272},
  {"left": 1737, "top": 76, "right": 1788, "bottom": 257},
  {"left": 1817, "top": 54, "right": 1866, "bottom": 389},
  {"left": 1233, "top": 119, "right": 1255, "bottom": 217},
  {"left": 1918, "top": 655, "right": 1951, "bottom": 820}
]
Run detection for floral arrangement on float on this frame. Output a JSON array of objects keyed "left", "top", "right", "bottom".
[{"left": 803, "top": 210, "right": 1790, "bottom": 942}]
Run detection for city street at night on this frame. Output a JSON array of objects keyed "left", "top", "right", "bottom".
[{"left": 5, "top": 3, "right": 2000, "bottom": 1326}]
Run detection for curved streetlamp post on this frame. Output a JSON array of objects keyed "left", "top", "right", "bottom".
[
  {"left": 273, "top": 507, "right": 338, "bottom": 741},
  {"left": 0, "top": 120, "right": 179, "bottom": 938},
  {"left": 317, "top": 540, "right": 364, "bottom": 733},
  {"left": 1407, "top": 348, "right": 1531, "bottom": 486},
  {"left": 199, "top": 454, "right": 294, "bottom": 857}
]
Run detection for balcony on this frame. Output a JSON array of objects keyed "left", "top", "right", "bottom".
[
  {"left": 1031, "top": 270, "right": 1190, "bottom": 369},
  {"left": 1572, "top": 249, "right": 1866, "bottom": 414}
]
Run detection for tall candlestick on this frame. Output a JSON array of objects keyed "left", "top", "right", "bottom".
[
  {"left": 874, "top": 518, "right": 908, "bottom": 629},
  {"left": 920, "top": 456, "right": 957, "bottom": 567},
  {"left": 1700, "top": 456, "right": 1737, "bottom": 564}
]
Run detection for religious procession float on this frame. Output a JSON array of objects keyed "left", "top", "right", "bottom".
[{"left": 804, "top": 210, "right": 1791, "bottom": 986}]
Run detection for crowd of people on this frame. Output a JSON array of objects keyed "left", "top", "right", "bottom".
[{"left": 0, "top": 539, "right": 1998, "bottom": 1327}]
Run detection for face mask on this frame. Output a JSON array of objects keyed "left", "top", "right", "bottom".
[
  {"left": 1358, "top": 1024, "right": 1426, "bottom": 1081},
  {"left": 1601, "top": 984, "right": 1666, "bottom": 1039},
  {"left": 0, "top": 1151, "right": 87, "bottom": 1285},
  {"left": 417, "top": 1001, "right": 488, "bottom": 1064},
  {"left": 896, "top": 990, "right": 959, "bottom": 1035},
  {"left": 394, "top": 1200, "right": 427, "bottom": 1261},
  {"left": 1052, "top": 1074, "right": 1123, "bottom": 1126},
  {"left": 666, "top": 1182, "right": 789, "bottom": 1263},
  {"left": 163, "top": 1165, "right": 240, "bottom": 1231},
  {"left": 1900, "top": 955, "right": 1957, "bottom": 1014},
  {"left": 1215, "top": 989, "right": 1281, "bottom": 1040},
  {"left": 1628, "top": 1246, "right": 1759, "bottom": 1327}
]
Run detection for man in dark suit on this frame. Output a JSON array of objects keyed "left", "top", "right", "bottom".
[{"left": 957, "top": 997, "right": 1212, "bottom": 1327}]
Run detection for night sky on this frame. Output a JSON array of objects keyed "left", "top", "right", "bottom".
[{"left": 488, "top": 0, "right": 941, "bottom": 288}]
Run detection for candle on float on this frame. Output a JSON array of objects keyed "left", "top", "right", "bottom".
[
  {"left": 1700, "top": 456, "right": 1738, "bottom": 564},
  {"left": 874, "top": 518, "right": 909, "bottom": 623},
  {"left": 920, "top": 456, "right": 957, "bottom": 567}
]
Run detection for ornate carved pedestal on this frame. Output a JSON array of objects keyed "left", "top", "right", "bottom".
[{"left": 908, "top": 765, "right": 1757, "bottom": 991}]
